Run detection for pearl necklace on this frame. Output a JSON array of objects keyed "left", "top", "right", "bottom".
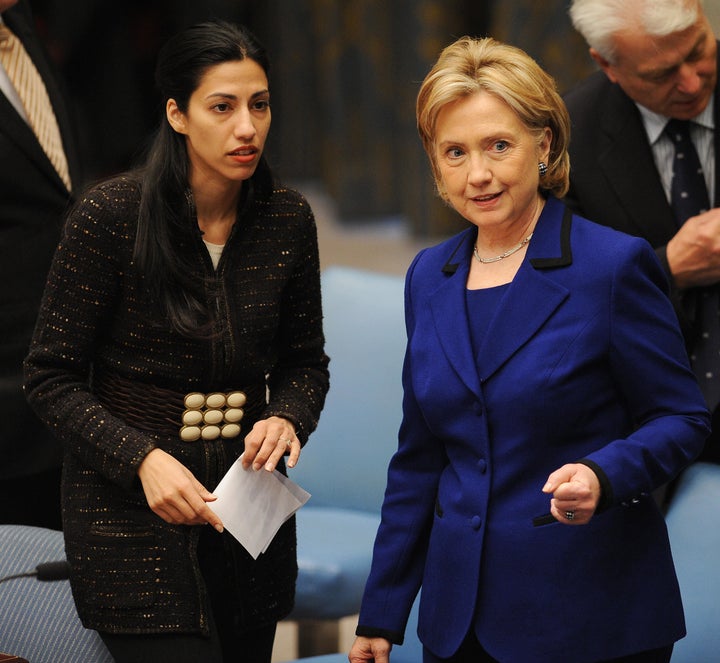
[{"left": 473, "top": 232, "right": 534, "bottom": 264}]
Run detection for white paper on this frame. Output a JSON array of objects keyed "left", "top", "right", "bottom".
[{"left": 210, "top": 455, "right": 310, "bottom": 559}]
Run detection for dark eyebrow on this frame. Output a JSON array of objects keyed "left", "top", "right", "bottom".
[{"left": 204, "top": 89, "right": 270, "bottom": 102}]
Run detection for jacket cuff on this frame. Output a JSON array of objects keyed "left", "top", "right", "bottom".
[
  {"left": 355, "top": 625, "right": 405, "bottom": 645},
  {"left": 577, "top": 458, "right": 613, "bottom": 513}
]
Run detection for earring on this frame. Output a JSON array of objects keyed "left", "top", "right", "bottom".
[{"left": 538, "top": 161, "right": 548, "bottom": 176}]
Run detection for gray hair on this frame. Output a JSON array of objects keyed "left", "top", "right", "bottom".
[{"left": 569, "top": 0, "right": 702, "bottom": 63}]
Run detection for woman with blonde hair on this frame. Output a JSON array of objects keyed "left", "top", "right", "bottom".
[{"left": 349, "top": 36, "right": 709, "bottom": 663}]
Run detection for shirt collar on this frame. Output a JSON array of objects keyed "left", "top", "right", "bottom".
[{"left": 637, "top": 97, "right": 715, "bottom": 145}]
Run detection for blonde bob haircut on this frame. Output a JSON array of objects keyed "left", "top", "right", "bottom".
[{"left": 417, "top": 36, "right": 571, "bottom": 199}]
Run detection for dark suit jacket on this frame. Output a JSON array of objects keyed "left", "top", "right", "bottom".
[
  {"left": 0, "top": 1, "right": 82, "bottom": 479},
  {"left": 357, "top": 197, "right": 710, "bottom": 661},
  {"left": 563, "top": 49, "right": 720, "bottom": 461}
]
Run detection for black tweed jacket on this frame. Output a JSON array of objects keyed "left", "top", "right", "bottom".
[{"left": 23, "top": 175, "right": 330, "bottom": 634}]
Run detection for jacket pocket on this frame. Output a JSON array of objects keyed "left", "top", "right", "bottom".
[{"left": 82, "top": 522, "right": 159, "bottom": 609}]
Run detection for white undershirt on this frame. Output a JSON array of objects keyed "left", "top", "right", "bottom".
[{"left": 203, "top": 240, "right": 224, "bottom": 270}]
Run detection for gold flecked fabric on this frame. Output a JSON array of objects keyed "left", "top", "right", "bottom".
[{"left": 23, "top": 174, "right": 330, "bottom": 634}]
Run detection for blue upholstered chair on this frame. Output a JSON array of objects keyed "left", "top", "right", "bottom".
[
  {"left": 664, "top": 462, "right": 720, "bottom": 662},
  {"left": 0, "top": 524, "right": 113, "bottom": 663},
  {"left": 288, "top": 266, "right": 406, "bottom": 624}
]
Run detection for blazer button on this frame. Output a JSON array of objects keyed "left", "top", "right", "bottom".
[
  {"left": 477, "top": 458, "right": 487, "bottom": 473},
  {"left": 471, "top": 515, "right": 482, "bottom": 530}
]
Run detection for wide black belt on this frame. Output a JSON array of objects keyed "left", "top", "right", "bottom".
[{"left": 93, "top": 372, "right": 266, "bottom": 442}]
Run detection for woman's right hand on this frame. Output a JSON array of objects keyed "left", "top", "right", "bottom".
[
  {"left": 137, "top": 448, "right": 224, "bottom": 532},
  {"left": 348, "top": 636, "right": 392, "bottom": 663}
]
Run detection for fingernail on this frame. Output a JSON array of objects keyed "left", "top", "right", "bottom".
[
  {"left": 214, "top": 524, "right": 224, "bottom": 533},
  {"left": 265, "top": 463, "right": 274, "bottom": 472}
]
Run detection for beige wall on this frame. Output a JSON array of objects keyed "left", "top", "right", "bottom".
[{"left": 707, "top": 0, "right": 720, "bottom": 35}]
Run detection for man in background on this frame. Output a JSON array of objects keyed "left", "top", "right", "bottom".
[
  {"left": 564, "top": 0, "right": 720, "bottom": 466},
  {"left": 0, "top": 0, "right": 82, "bottom": 529}
]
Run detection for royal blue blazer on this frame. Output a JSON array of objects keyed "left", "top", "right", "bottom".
[{"left": 357, "top": 197, "right": 710, "bottom": 662}]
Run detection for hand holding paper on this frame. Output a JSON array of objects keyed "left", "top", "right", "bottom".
[{"left": 210, "top": 455, "right": 310, "bottom": 559}]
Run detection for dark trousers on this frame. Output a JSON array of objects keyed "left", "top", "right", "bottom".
[
  {"left": 423, "top": 631, "right": 673, "bottom": 663},
  {"left": 100, "top": 528, "right": 278, "bottom": 663},
  {"left": 100, "top": 621, "right": 276, "bottom": 663},
  {"left": 100, "top": 624, "right": 275, "bottom": 663}
]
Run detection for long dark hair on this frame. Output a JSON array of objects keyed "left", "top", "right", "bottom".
[{"left": 132, "top": 21, "right": 273, "bottom": 336}]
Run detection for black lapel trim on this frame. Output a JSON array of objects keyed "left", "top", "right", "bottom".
[
  {"left": 441, "top": 235, "right": 469, "bottom": 274},
  {"left": 530, "top": 206, "right": 573, "bottom": 269}
]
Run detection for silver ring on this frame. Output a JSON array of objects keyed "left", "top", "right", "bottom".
[
  {"left": 281, "top": 438, "right": 292, "bottom": 447},
  {"left": 564, "top": 510, "right": 575, "bottom": 521}
]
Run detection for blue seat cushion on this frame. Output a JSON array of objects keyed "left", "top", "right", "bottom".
[
  {"left": 290, "top": 506, "right": 380, "bottom": 620},
  {"left": 665, "top": 463, "right": 720, "bottom": 662}
]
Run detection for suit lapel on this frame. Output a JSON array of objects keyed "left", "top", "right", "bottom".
[
  {"left": 596, "top": 85, "right": 678, "bottom": 244},
  {"left": 0, "top": 92, "right": 53, "bottom": 174},
  {"left": 428, "top": 200, "right": 571, "bottom": 395},
  {"left": 477, "top": 201, "right": 570, "bottom": 382},
  {"left": 1, "top": 7, "right": 75, "bottom": 192},
  {"left": 429, "top": 233, "right": 482, "bottom": 397}
]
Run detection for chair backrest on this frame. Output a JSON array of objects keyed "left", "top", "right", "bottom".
[
  {"left": 290, "top": 266, "right": 406, "bottom": 513},
  {"left": 0, "top": 525, "right": 113, "bottom": 663},
  {"left": 664, "top": 462, "right": 720, "bottom": 662}
]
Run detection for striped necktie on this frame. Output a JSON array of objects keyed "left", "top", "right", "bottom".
[
  {"left": 665, "top": 118, "right": 720, "bottom": 411},
  {"left": 0, "top": 23, "right": 71, "bottom": 191}
]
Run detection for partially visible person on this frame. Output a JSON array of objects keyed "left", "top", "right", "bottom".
[
  {"left": 24, "top": 20, "right": 329, "bottom": 663},
  {"left": 348, "top": 36, "right": 709, "bottom": 663},
  {"left": 0, "top": 0, "right": 82, "bottom": 530},
  {"left": 564, "top": 0, "right": 720, "bottom": 465}
]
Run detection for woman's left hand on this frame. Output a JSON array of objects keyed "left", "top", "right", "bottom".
[
  {"left": 242, "top": 416, "right": 300, "bottom": 471},
  {"left": 349, "top": 636, "right": 392, "bottom": 663},
  {"left": 542, "top": 463, "right": 601, "bottom": 525},
  {"left": 137, "top": 448, "right": 224, "bottom": 531}
]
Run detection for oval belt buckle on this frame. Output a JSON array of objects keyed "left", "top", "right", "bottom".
[{"left": 179, "top": 390, "right": 246, "bottom": 442}]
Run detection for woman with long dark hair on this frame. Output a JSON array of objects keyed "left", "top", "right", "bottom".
[{"left": 24, "top": 21, "right": 329, "bottom": 662}]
